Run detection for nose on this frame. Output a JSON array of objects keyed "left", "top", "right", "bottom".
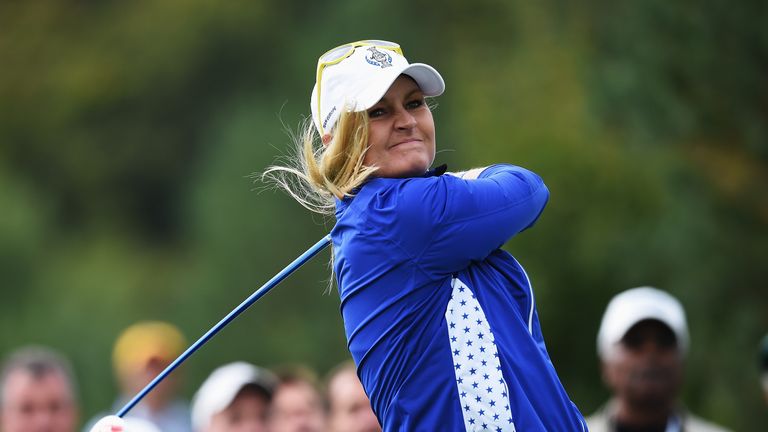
[
  {"left": 636, "top": 339, "right": 662, "bottom": 356},
  {"left": 393, "top": 108, "right": 417, "bottom": 130}
]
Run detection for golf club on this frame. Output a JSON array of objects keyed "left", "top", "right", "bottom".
[{"left": 116, "top": 234, "right": 332, "bottom": 417}]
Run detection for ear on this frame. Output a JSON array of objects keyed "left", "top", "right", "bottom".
[
  {"left": 599, "top": 359, "right": 618, "bottom": 391},
  {"left": 322, "top": 134, "right": 332, "bottom": 146},
  {"left": 599, "top": 360, "right": 610, "bottom": 385}
]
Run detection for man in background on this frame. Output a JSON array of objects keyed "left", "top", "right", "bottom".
[
  {"left": 191, "top": 361, "right": 276, "bottom": 432},
  {"left": 587, "top": 286, "right": 731, "bottom": 432},
  {"left": 86, "top": 321, "right": 190, "bottom": 432},
  {"left": 325, "top": 361, "right": 380, "bottom": 432},
  {"left": 0, "top": 345, "right": 79, "bottom": 432},
  {"left": 268, "top": 366, "right": 326, "bottom": 432}
]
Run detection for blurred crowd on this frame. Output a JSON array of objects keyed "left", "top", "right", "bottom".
[
  {"left": 2, "top": 288, "right": 764, "bottom": 432},
  {"left": 0, "top": 321, "right": 380, "bottom": 432}
]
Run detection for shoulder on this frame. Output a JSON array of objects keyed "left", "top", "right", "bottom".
[
  {"left": 584, "top": 400, "right": 615, "bottom": 432},
  {"left": 334, "top": 176, "right": 458, "bottom": 247},
  {"left": 333, "top": 178, "right": 430, "bottom": 241},
  {"left": 584, "top": 405, "right": 611, "bottom": 432},
  {"left": 350, "top": 176, "right": 450, "bottom": 216},
  {"left": 684, "top": 412, "right": 733, "bottom": 432}
]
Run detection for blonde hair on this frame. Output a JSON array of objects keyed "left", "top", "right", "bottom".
[{"left": 263, "top": 108, "right": 378, "bottom": 215}]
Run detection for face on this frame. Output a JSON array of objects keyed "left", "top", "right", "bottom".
[
  {"left": 0, "top": 370, "right": 78, "bottom": 432},
  {"left": 124, "top": 357, "right": 180, "bottom": 410},
  {"left": 206, "top": 387, "right": 269, "bottom": 432},
  {"left": 363, "top": 75, "right": 436, "bottom": 178},
  {"left": 327, "top": 370, "right": 380, "bottom": 432},
  {"left": 268, "top": 381, "right": 326, "bottom": 432},
  {"left": 602, "top": 320, "right": 683, "bottom": 410}
]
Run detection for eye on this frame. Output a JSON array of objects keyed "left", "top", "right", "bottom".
[
  {"left": 368, "top": 107, "right": 386, "bottom": 118},
  {"left": 405, "top": 98, "right": 425, "bottom": 110}
]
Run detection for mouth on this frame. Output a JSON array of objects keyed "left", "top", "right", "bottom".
[{"left": 391, "top": 138, "right": 422, "bottom": 148}]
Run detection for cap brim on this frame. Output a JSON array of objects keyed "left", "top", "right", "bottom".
[
  {"left": 402, "top": 63, "right": 445, "bottom": 97},
  {"left": 355, "top": 63, "right": 445, "bottom": 112}
]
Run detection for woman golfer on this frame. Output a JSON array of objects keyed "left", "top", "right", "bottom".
[
  {"left": 91, "top": 39, "right": 588, "bottom": 432},
  {"left": 268, "top": 40, "right": 587, "bottom": 431}
]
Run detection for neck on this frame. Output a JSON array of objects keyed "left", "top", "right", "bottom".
[
  {"left": 127, "top": 391, "right": 167, "bottom": 414},
  {"left": 613, "top": 398, "right": 675, "bottom": 428}
]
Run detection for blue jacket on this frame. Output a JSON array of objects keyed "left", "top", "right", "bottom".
[{"left": 332, "top": 165, "right": 587, "bottom": 431}]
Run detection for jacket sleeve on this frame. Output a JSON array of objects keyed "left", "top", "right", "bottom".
[{"left": 392, "top": 164, "right": 549, "bottom": 276}]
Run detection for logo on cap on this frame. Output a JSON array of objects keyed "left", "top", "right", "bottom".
[
  {"left": 323, "top": 106, "right": 337, "bottom": 129},
  {"left": 365, "top": 47, "right": 393, "bottom": 68}
]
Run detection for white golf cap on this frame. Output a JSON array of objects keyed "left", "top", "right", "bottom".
[
  {"left": 191, "top": 362, "right": 277, "bottom": 432},
  {"left": 310, "top": 41, "right": 445, "bottom": 135},
  {"left": 597, "top": 286, "right": 689, "bottom": 358}
]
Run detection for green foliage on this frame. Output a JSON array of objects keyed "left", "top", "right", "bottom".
[{"left": 1, "top": 0, "right": 765, "bottom": 429}]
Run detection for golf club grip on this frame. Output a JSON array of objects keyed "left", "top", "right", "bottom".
[{"left": 116, "top": 234, "right": 332, "bottom": 418}]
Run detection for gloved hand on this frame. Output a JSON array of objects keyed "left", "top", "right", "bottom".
[{"left": 89, "top": 415, "right": 127, "bottom": 432}]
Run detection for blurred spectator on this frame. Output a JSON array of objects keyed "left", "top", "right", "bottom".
[
  {"left": 0, "top": 346, "right": 79, "bottom": 432},
  {"left": 587, "top": 287, "right": 731, "bottom": 432},
  {"left": 325, "top": 361, "right": 380, "bottom": 432},
  {"left": 760, "top": 333, "right": 768, "bottom": 406},
  {"left": 191, "top": 361, "right": 276, "bottom": 432},
  {"left": 268, "top": 366, "right": 327, "bottom": 432},
  {"left": 85, "top": 321, "right": 190, "bottom": 432}
]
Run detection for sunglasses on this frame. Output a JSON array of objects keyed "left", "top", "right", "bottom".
[{"left": 315, "top": 40, "right": 403, "bottom": 135}]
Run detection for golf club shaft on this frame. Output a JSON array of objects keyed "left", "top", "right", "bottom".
[{"left": 117, "top": 234, "right": 332, "bottom": 417}]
